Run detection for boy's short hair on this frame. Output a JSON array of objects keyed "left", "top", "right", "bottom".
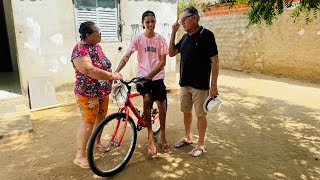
[{"left": 142, "top": 10, "right": 156, "bottom": 22}]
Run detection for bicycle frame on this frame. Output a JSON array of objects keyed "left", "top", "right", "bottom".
[
  {"left": 111, "top": 89, "right": 159, "bottom": 146},
  {"left": 88, "top": 77, "right": 163, "bottom": 177},
  {"left": 123, "top": 92, "right": 147, "bottom": 127}
]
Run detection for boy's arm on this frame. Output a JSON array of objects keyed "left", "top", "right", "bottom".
[{"left": 147, "top": 54, "right": 166, "bottom": 78}]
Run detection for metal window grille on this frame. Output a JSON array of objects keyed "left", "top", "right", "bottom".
[{"left": 74, "top": 0, "right": 119, "bottom": 41}]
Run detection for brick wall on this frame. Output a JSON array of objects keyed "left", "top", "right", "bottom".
[
  {"left": 177, "top": 3, "right": 320, "bottom": 83},
  {"left": 204, "top": 4, "right": 249, "bottom": 16}
]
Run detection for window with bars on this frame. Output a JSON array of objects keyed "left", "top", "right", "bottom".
[{"left": 74, "top": 0, "right": 120, "bottom": 41}]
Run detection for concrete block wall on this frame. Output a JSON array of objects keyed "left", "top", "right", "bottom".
[
  {"left": 177, "top": 3, "right": 320, "bottom": 83},
  {"left": 201, "top": 14, "right": 261, "bottom": 72}
]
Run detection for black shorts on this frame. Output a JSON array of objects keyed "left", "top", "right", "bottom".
[{"left": 136, "top": 79, "right": 167, "bottom": 101}]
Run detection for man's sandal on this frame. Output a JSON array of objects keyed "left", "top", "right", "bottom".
[
  {"left": 174, "top": 138, "right": 193, "bottom": 148},
  {"left": 189, "top": 146, "right": 206, "bottom": 157}
]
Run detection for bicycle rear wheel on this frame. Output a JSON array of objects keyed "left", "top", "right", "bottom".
[
  {"left": 151, "top": 98, "right": 167, "bottom": 135},
  {"left": 87, "top": 113, "right": 137, "bottom": 177}
]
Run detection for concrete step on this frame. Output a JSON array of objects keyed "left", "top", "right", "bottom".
[{"left": 0, "top": 97, "right": 32, "bottom": 139}]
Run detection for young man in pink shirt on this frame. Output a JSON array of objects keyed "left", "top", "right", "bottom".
[{"left": 115, "top": 10, "right": 170, "bottom": 156}]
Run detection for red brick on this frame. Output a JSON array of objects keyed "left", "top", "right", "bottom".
[
  {"left": 240, "top": 8, "right": 249, "bottom": 12},
  {"left": 221, "top": 10, "right": 229, "bottom": 15},
  {"left": 221, "top": 6, "right": 228, "bottom": 10}
]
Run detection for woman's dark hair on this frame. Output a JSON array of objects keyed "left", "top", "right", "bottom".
[
  {"left": 79, "top": 21, "right": 95, "bottom": 40},
  {"left": 141, "top": 10, "right": 156, "bottom": 29}
]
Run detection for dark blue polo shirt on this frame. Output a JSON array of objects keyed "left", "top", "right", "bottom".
[{"left": 176, "top": 26, "right": 218, "bottom": 90}]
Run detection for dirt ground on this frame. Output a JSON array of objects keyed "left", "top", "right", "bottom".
[{"left": 0, "top": 69, "right": 319, "bottom": 180}]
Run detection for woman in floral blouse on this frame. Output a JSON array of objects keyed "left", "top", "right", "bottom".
[{"left": 71, "top": 21, "right": 122, "bottom": 169}]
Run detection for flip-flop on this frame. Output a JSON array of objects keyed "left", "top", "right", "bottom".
[
  {"left": 174, "top": 138, "right": 193, "bottom": 148},
  {"left": 73, "top": 159, "right": 90, "bottom": 169},
  {"left": 189, "top": 146, "right": 206, "bottom": 157},
  {"left": 160, "top": 142, "right": 171, "bottom": 153}
]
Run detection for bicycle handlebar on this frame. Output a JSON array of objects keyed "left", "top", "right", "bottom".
[{"left": 119, "top": 76, "right": 152, "bottom": 86}]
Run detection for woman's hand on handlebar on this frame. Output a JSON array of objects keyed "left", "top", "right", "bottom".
[{"left": 111, "top": 72, "right": 123, "bottom": 80}]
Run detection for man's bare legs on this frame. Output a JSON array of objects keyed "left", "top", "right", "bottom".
[
  {"left": 143, "top": 94, "right": 156, "bottom": 155},
  {"left": 175, "top": 112, "right": 207, "bottom": 154},
  {"left": 197, "top": 116, "right": 207, "bottom": 147},
  {"left": 188, "top": 115, "right": 207, "bottom": 157},
  {"left": 174, "top": 112, "right": 193, "bottom": 148},
  {"left": 74, "top": 122, "right": 94, "bottom": 168},
  {"left": 184, "top": 112, "right": 193, "bottom": 142}
]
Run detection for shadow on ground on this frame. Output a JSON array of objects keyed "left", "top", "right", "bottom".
[{"left": 0, "top": 70, "right": 319, "bottom": 179}]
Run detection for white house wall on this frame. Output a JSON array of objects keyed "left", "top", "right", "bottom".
[
  {"left": 11, "top": 0, "right": 76, "bottom": 94},
  {"left": 10, "top": 0, "right": 177, "bottom": 94}
]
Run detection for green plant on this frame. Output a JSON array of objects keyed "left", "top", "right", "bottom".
[
  {"left": 177, "top": 0, "right": 211, "bottom": 15},
  {"left": 234, "top": 0, "right": 249, "bottom": 4},
  {"left": 228, "top": 0, "right": 320, "bottom": 26}
]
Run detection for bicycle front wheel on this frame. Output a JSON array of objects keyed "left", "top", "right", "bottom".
[{"left": 87, "top": 113, "right": 137, "bottom": 177}]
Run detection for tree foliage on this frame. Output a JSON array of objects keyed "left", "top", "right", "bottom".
[
  {"left": 177, "top": 0, "right": 319, "bottom": 26},
  {"left": 177, "top": 0, "right": 210, "bottom": 15},
  {"left": 231, "top": 0, "right": 320, "bottom": 26}
]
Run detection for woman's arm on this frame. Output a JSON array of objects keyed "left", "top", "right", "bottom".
[
  {"left": 73, "top": 56, "right": 122, "bottom": 80},
  {"left": 115, "top": 50, "right": 133, "bottom": 73}
]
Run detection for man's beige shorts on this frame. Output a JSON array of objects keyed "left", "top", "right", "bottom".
[{"left": 180, "top": 86, "right": 209, "bottom": 117}]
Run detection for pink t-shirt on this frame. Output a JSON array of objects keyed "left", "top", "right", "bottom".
[{"left": 128, "top": 33, "right": 169, "bottom": 80}]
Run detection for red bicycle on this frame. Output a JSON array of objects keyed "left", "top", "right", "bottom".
[{"left": 87, "top": 77, "right": 166, "bottom": 177}]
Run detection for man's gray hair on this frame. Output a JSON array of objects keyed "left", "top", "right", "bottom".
[{"left": 182, "top": 6, "right": 199, "bottom": 16}]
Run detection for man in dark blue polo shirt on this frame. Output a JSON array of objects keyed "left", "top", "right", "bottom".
[{"left": 169, "top": 6, "right": 219, "bottom": 157}]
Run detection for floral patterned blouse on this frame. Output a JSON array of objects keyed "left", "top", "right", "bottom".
[{"left": 71, "top": 43, "right": 112, "bottom": 98}]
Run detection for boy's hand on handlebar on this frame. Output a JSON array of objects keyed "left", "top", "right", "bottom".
[{"left": 140, "top": 76, "right": 152, "bottom": 84}]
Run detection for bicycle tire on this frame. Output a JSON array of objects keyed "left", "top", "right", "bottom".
[
  {"left": 151, "top": 98, "right": 167, "bottom": 135},
  {"left": 87, "top": 113, "right": 137, "bottom": 177}
]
